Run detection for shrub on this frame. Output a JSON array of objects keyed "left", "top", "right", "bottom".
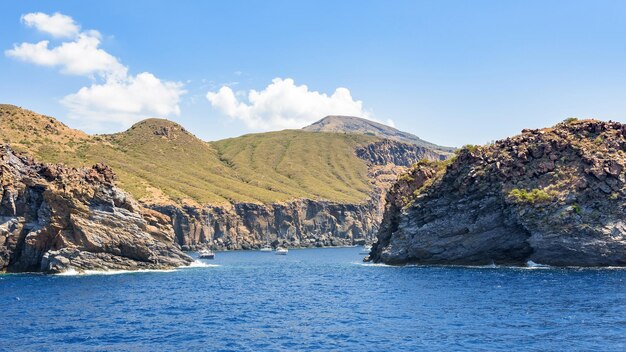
[
  {"left": 508, "top": 188, "right": 554, "bottom": 204},
  {"left": 563, "top": 117, "right": 578, "bottom": 124},
  {"left": 398, "top": 173, "right": 414, "bottom": 182},
  {"left": 460, "top": 144, "right": 479, "bottom": 153}
]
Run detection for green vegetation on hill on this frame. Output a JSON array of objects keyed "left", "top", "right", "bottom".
[
  {"left": 0, "top": 105, "right": 380, "bottom": 205},
  {"left": 213, "top": 130, "right": 378, "bottom": 203},
  {"left": 0, "top": 104, "right": 91, "bottom": 164}
]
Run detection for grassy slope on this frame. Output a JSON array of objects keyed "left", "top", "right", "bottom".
[
  {"left": 0, "top": 105, "right": 379, "bottom": 205},
  {"left": 213, "top": 130, "right": 378, "bottom": 203},
  {"left": 0, "top": 104, "right": 91, "bottom": 164}
]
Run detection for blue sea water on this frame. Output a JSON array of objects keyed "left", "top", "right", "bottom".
[{"left": 0, "top": 247, "right": 624, "bottom": 351}]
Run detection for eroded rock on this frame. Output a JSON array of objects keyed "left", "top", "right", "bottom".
[
  {"left": 0, "top": 145, "right": 192, "bottom": 273},
  {"left": 370, "top": 120, "right": 626, "bottom": 267}
]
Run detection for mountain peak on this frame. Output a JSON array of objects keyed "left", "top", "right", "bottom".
[
  {"left": 123, "top": 118, "right": 191, "bottom": 140},
  {"left": 303, "top": 115, "right": 454, "bottom": 153}
]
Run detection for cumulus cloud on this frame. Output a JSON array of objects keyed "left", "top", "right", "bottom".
[
  {"left": 61, "top": 72, "right": 185, "bottom": 127},
  {"left": 5, "top": 12, "right": 185, "bottom": 131},
  {"left": 21, "top": 12, "right": 80, "bottom": 38},
  {"left": 6, "top": 31, "right": 127, "bottom": 79},
  {"left": 206, "top": 78, "right": 373, "bottom": 130}
]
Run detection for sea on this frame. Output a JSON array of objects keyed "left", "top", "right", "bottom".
[{"left": 0, "top": 247, "right": 624, "bottom": 351}]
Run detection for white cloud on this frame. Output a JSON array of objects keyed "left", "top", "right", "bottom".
[
  {"left": 21, "top": 12, "right": 80, "bottom": 38},
  {"left": 206, "top": 78, "right": 372, "bottom": 130},
  {"left": 61, "top": 72, "right": 185, "bottom": 127},
  {"left": 5, "top": 12, "right": 185, "bottom": 131},
  {"left": 6, "top": 31, "right": 127, "bottom": 80}
]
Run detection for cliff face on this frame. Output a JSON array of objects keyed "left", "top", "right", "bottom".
[
  {"left": 0, "top": 145, "right": 192, "bottom": 273},
  {"left": 370, "top": 120, "right": 626, "bottom": 267},
  {"left": 356, "top": 139, "right": 447, "bottom": 166},
  {"left": 153, "top": 199, "right": 380, "bottom": 250}
]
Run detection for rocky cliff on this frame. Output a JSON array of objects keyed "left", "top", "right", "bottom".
[
  {"left": 369, "top": 119, "right": 626, "bottom": 267},
  {"left": 0, "top": 145, "right": 192, "bottom": 273},
  {"left": 153, "top": 199, "right": 380, "bottom": 250},
  {"left": 356, "top": 139, "right": 447, "bottom": 166}
]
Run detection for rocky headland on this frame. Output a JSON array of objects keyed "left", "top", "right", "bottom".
[
  {"left": 369, "top": 119, "right": 626, "bottom": 267},
  {"left": 0, "top": 145, "right": 192, "bottom": 273}
]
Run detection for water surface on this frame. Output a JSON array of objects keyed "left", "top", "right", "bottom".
[{"left": 1, "top": 247, "right": 624, "bottom": 351}]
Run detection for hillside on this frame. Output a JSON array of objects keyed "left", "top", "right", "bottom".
[
  {"left": 369, "top": 119, "right": 626, "bottom": 266},
  {"left": 0, "top": 105, "right": 385, "bottom": 205},
  {"left": 0, "top": 104, "right": 91, "bottom": 164},
  {"left": 303, "top": 115, "right": 455, "bottom": 153},
  {"left": 212, "top": 130, "right": 379, "bottom": 203}
]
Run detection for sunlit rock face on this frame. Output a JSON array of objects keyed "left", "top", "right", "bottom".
[{"left": 0, "top": 145, "right": 192, "bottom": 273}]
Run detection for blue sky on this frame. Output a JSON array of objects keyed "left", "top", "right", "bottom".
[{"left": 2, "top": 0, "right": 626, "bottom": 147}]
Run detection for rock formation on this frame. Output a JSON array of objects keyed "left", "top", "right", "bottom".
[
  {"left": 369, "top": 119, "right": 626, "bottom": 267},
  {"left": 0, "top": 145, "right": 192, "bottom": 273},
  {"left": 356, "top": 139, "right": 448, "bottom": 166},
  {"left": 153, "top": 200, "right": 380, "bottom": 250}
]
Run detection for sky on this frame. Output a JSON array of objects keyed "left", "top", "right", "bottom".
[{"left": 2, "top": 0, "right": 626, "bottom": 147}]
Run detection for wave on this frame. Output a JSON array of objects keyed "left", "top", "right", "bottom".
[
  {"left": 354, "top": 261, "right": 545, "bottom": 270},
  {"left": 56, "top": 268, "right": 176, "bottom": 276},
  {"left": 55, "top": 268, "right": 81, "bottom": 276},
  {"left": 55, "top": 260, "right": 220, "bottom": 276},
  {"left": 351, "top": 261, "right": 395, "bottom": 267},
  {"left": 181, "top": 260, "right": 221, "bottom": 268},
  {"left": 525, "top": 260, "right": 551, "bottom": 269}
]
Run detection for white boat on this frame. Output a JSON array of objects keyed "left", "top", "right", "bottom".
[
  {"left": 260, "top": 246, "right": 273, "bottom": 252},
  {"left": 275, "top": 247, "right": 288, "bottom": 255},
  {"left": 199, "top": 249, "right": 215, "bottom": 259},
  {"left": 359, "top": 245, "right": 372, "bottom": 255}
]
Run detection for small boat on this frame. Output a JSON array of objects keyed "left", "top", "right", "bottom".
[
  {"left": 199, "top": 249, "right": 215, "bottom": 259},
  {"left": 275, "top": 247, "right": 288, "bottom": 255},
  {"left": 260, "top": 246, "right": 273, "bottom": 252},
  {"left": 359, "top": 245, "right": 372, "bottom": 255}
]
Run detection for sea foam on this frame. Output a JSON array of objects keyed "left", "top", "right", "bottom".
[
  {"left": 182, "top": 260, "right": 221, "bottom": 268},
  {"left": 56, "top": 268, "right": 176, "bottom": 276},
  {"left": 526, "top": 260, "right": 551, "bottom": 269}
]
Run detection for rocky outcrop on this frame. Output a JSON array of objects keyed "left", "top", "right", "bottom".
[
  {"left": 0, "top": 145, "right": 192, "bottom": 273},
  {"left": 356, "top": 139, "right": 447, "bottom": 166},
  {"left": 370, "top": 120, "right": 626, "bottom": 267},
  {"left": 152, "top": 199, "right": 381, "bottom": 250}
]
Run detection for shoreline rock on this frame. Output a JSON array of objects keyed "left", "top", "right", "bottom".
[
  {"left": 152, "top": 199, "right": 381, "bottom": 251},
  {"left": 370, "top": 120, "right": 626, "bottom": 267},
  {"left": 0, "top": 145, "right": 192, "bottom": 273}
]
